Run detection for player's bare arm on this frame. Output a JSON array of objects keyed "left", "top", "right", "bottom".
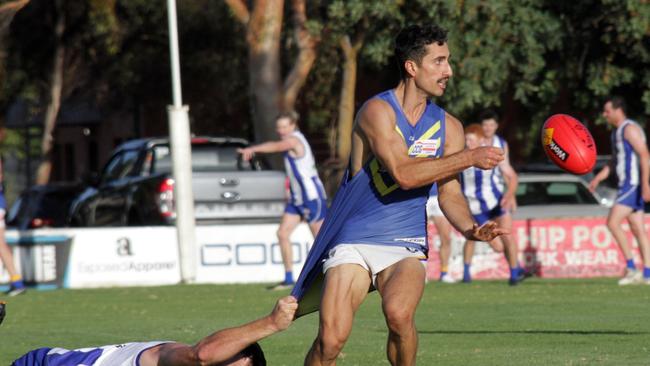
[
  {"left": 498, "top": 143, "right": 519, "bottom": 211},
  {"left": 238, "top": 137, "right": 301, "bottom": 161},
  {"left": 589, "top": 164, "right": 610, "bottom": 192},
  {"left": 151, "top": 296, "right": 298, "bottom": 366},
  {"left": 625, "top": 124, "right": 650, "bottom": 201},
  {"left": 354, "top": 99, "right": 504, "bottom": 189},
  {"left": 437, "top": 117, "right": 507, "bottom": 242}
]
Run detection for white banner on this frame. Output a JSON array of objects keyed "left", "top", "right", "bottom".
[
  {"left": 66, "top": 227, "right": 181, "bottom": 288},
  {"left": 3, "top": 223, "right": 314, "bottom": 288},
  {"left": 195, "top": 223, "right": 313, "bottom": 284}
]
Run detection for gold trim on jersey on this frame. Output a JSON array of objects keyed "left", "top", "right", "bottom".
[{"left": 370, "top": 158, "right": 400, "bottom": 196}]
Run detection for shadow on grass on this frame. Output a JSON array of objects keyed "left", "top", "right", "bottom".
[{"left": 419, "top": 330, "right": 647, "bottom": 335}]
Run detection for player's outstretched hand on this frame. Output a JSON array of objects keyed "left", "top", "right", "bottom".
[
  {"left": 470, "top": 147, "right": 504, "bottom": 170},
  {"left": 237, "top": 147, "right": 255, "bottom": 161},
  {"left": 465, "top": 221, "right": 509, "bottom": 242},
  {"left": 270, "top": 296, "right": 298, "bottom": 332}
]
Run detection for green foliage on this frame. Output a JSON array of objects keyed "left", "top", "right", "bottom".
[{"left": 2, "top": 0, "right": 649, "bottom": 165}]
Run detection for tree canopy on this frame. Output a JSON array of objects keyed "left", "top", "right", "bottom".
[{"left": 1, "top": 0, "right": 649, "bottom": 178}]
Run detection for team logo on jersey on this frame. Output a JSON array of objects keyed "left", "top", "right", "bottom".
[{"left": 409, "top": 138, "right": 440, "bottom": 157}]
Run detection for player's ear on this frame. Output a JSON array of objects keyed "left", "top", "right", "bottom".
[{"left": 404, "top": 59, "right": 418, "bottom": 78}]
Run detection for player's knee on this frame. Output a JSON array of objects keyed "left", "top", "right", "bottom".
[
  {"left": 606, "top": 218, "right": 621, "bottom": 231},
  {"left": 383, "top": 304, "right": 414, "bottom": 333},
  {"left": 317, "top": 332, "right": 347, "bottom": 360},
  {"left": 277, "top": 228, "right": 291, "bottom": 241},
  {"left": 490, "top": 242, "right": 504, "bottom": 253}
]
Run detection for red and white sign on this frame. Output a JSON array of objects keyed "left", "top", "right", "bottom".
[{"left": 426, "top": 217, "right": 647, "bottom": 280}]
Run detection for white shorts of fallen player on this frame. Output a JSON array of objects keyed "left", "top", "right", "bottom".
[{"left": 322, "top": 244, "right": 427, "bottom": 288}]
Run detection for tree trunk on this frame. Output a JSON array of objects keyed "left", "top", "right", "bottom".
[
  {"left": 336, "top": 34, "right": 363, "bottom": 164},
  {"left": 0, "top": 0, "right": 30, "bottom": 127},
  {"left": 35, "top": 0, "right": 64, "bottom": 185},
  {"left": 245, "top": 0, "right": 284, "bottom": 144},
  {"left": 281, "top": 0, "right": 318, "bottom": 112}
]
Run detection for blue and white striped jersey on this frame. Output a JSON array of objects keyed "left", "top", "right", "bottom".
[
  {"left": 12, "top": 342, "right": 169, "bottom": 366},
  {"left": 284, "top": 130, "right": 327, "bottom": 205},
  {"left": 460, "top": 135, "right": 507, "bottom": 214},
  {"left": 613, "top": 119, "right": 645, "bottom": 190}
]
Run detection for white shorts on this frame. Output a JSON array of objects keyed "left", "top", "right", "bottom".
[
  {"left": 322, "top": 244, "right": 427, "bottom": 287},
  {"left": 426, "top": 196, "right": 444, "bottom": 217}
]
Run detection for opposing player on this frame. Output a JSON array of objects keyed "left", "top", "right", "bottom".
[
  {"left": 426, "top": 191, "right": 456, "bottom": 283},
  {"left": 460, "top": 123, "right": 526, "bottom": 285},
  {"left": 11, "top": 295, "right": 298, "bottom": 365},
  {"left": 0, "top": 146, "right": 26, "bottom": 296},
  {"left": 589, "top": 96, "right": 650, "bottom": 285},
  {"left": 292, "top": 25, "right": 507, "bottom": 366},
  {"left": 239, "top": 111, "right": 328, "bottom": 289}
]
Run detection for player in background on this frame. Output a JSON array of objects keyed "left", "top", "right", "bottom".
[
  {"left": 239, "top": 111, "right": 328, "bottom": 290},
  {"left": 0, "top": 137, "right": 26, "bottom": 296},
  {"left": 461, "top": 121, "right": 526, "bottom": 285},
  {"left": 589, "top": 96, "right": 650, "bottom": 285},
  {"left": 11, "top": 296, "right": 298, "bottom": 366},
  {"left": 426, "top": 192, "right": 456, "bottom": 283}
]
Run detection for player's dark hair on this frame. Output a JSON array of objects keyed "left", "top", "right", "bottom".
[
  {"left": 479, "top": 109, "right": 499, "bottom": 123},
  {"left": 395, "top": 24, "right": 448, "bottom": 80},
  {"left": 607, "top": 96, "right": 627, "bottom": 115},
  {"left": 276, "top": 110, "right": 300, "bottom": 124},
  {"left": 242, "top": 342, "right": 266, "bottom": 366}
]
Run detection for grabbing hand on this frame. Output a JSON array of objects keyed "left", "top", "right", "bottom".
[
  {"left": 270, "top": 296, "right": 298, "bottom": 332},
  {"left": 464, "top": 221, "right": 508, "bottom": 242},
  {"left": 470, "top": 147, "right": 504, "bottom": 170},
  {"left": 238, "top": 147, "right": 255, "bottom": 161}
]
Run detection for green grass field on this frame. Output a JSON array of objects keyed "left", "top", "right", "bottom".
[{"left": 2, "top": 278, "right": 650, "bottom": 365}]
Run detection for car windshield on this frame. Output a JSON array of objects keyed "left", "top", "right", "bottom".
[
  {"left": 516, "top": 180, "right": 598, "bottom": 205},
  {"left": 151, "top": 143, "right": 257, "bottom": 173}
]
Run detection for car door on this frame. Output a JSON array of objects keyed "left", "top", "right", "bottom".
[{"left": 93, "top": 149, "right": 141, "bottom": 226}]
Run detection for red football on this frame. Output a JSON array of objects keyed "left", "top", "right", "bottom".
[{"left": 541, "top": 114, "right": 597, "bottom": 175}]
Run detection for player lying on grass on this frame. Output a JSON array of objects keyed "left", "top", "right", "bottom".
[{"left": 10, "top": 296, "right": 297, "bottom": 366}]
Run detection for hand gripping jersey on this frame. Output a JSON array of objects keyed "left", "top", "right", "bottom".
[
  {"left": 613, "top": 119, "right": 645, "bottom": 190},
  {"left": 284, "top": 130, "right": 327, "bottom": 206},
  {"left": 291, "top": 89, "right": 446, "bottom": 316},
  {"left": 12, "top": 341, "right": 169, "bottom": 366}
]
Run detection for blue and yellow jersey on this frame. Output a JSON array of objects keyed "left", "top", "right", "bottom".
[
  {"left": 335, "top": 90, "right": 446, "bottom": 249},
  {"left": 292, "top": 89, "right": 446, "bottom": 316}
]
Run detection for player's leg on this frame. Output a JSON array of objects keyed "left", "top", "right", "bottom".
[
  {"left": 625, "top": 210, "right": 650, "bottom": 283},
  {"left": 305, "top": 263, "right": 371, "bottom": 366},
  {"left": 432, "top": 215, "right": 454, "bottom": 282},
  {"left": 307, "top": 197, "right": 327, "bottom": 238},
  {"left": 275, "top": 211, "right": 302, "bottom": 287},
  {"left": 607, "top": 204, "right": 638, "bottom": 284},
  {"left": 462, "top": 239, "right": 475, "bottom": 283},
  {"left": 0, "top": 217, "right": 25, "bottom": 296},
  {"left": 376, "top": 257, "right": 425, "bottom": 366},
  {"left": 495, "top": 212, "right": 526, "bottom": 285}
]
